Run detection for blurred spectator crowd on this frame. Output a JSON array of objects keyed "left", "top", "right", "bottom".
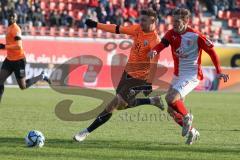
[{"left": 0, "top": 0, "right": 239, "bottom": 28}]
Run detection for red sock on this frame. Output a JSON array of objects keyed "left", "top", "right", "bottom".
[
  {"left": 170, "top": 100, "right": 188, "bottom": 116},
  {"left": 170, "top": 111, "right": 183, "bottom": 127}
]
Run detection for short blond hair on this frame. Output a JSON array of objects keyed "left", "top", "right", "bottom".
[{"left": 172, "top": 8, "right": 191, "bottom": 21}]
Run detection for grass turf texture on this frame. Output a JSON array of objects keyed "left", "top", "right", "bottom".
[{"left": 0, "top": 88, "right": 239, "bottom": 160}]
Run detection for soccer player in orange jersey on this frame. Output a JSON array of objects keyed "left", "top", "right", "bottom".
[
  {"left": 74, "top": 9, "right": 164, "bottom": 142},
  {"left": 0, "top": 11, "right": 51, "bottom": 102}
]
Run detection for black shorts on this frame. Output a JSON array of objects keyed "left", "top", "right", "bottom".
[
  {"left": 116, "top": 71, "right": 148, "bottom": 104},
  {"left": 1, "top": 58, "right": 26, "bottom": 79}
]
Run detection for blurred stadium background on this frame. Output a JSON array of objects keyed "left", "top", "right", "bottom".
[{"left": 0, "top": 0, "right": 239, "bottom": 42}]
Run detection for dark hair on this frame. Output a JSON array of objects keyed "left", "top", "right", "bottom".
[
  {"left": 172, "top": 8, "right": 191, "bottom": 20},
  {"left": 7, "top": 10, "right": 16, "bottom": 18},
  {"left": 140, "top": 8, "right": 157, "bottom": 20}
]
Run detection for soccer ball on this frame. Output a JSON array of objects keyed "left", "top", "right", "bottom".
[{"left": 25, "top": 130, "right": 45, "bottom": 148}]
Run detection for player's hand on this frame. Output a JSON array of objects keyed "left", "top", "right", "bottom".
[
  {"left": 148, "top": 50, "right": 158, "bottom": 59},
  {"left": 0, "top": 43, "right": 5, "bottom": 49},
  {"left": 216, "top": 73, "right": 229, "bottom": 82},
  {"left": 85, "top": 19, "right": 97, "bottom": 28}
]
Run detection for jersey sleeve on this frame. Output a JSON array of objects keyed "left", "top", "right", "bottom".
[
  {"left": 161, "top": 30, "right": 172, "bottom": 47},
  {"left": 198, "top": 34, "right": 214, "bottom": 50},
  {"left": 150, "top": 36, "right": 161, "bottom": 62},
  {"left": 119, "top": 24, "right": 139, "bottom": 36},
  {"left": 150, "top": 35, "right": 161, "bottom": 49},
  {"left": 97, "top": 23, "right": 139, "bottom": 36},
  {"left": 148, "top": 38, "right": 160, "bottom": 84},
  {"left": 151, "top": 30, "right": 172, "bottom": 54},
  {"left": 12, "top": 26, "right": 22, "bottom": 39},
  {"left": 198, "top": 33, "right": 222, "bottom": 74}
]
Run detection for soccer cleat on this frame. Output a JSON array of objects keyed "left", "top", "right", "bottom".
[
  {"left": 73, "top": 129, "right": 90, "bottom": 142},
  {"left": 182, "top": 113, "right": 193, "bottom": 137},
  {"left": 186, "top": 128, "right": 200, "bottom": 145},
  {"left": 151, "top": 96, "right": 164, "bottom": 110},
  {"left": 41, "top": 71, "right": 51, "bottom": 85}
]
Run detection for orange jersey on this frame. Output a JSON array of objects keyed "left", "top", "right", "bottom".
[
  {"left": 6, "top": 23, "right": 25, "bottom": 61},
  {"left": 122, "top": 24, "right": 160, "bottom": 80}
]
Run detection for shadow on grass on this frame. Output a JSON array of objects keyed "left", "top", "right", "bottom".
[
  {"left": 199, "top": 129, "right": 240, "bottom": 132},
  {"left": 0, "top": 137, "right": 239, "bottom": 155},
  {"left": 0, "top": 137, "right": 186, "bottom": 160}
]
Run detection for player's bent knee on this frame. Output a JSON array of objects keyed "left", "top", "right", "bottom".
[
  {"left": 116, "top": 94, "right": 128, "bottom": 110},
  {"left": 167, "top": 106, "right": 174, "bottom": 116},
  {"left": 165, "top": 94, "right": 174, "bottom": 105},
  {"left": 116, "top": 94, "right": 128, "bottom": 106},
  {"left": 126, "top": 99, "right": 136, "bottom": 107},
  {"left": 105, "top": 97, "right": 118, "bottom": 113},
  {"left": 167, "top": 106, "right": 180, "bottom": 119},
  {"left": 105, "top": 95, "right": 126, "bottom": 112},
  {"left": 165, "top": 91, "right": 181, "bottom": 105},
  {"left": 105, "top": 107, "right": 113, "bottom": 114}
]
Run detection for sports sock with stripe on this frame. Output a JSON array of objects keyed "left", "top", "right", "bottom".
[
  {"left": 25, "top": 74, "right": 43, "bottom": 88},
  {"left": 87, "top": 110, "right": 112, "bottom": 133},
  {"left": 170, "top": 100, "right": 188, "bottom": 116}
]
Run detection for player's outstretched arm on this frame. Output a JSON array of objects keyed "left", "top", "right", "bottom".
[
  {"left": 7, "top": 40, "right": 23, "bottom": 50},
  {"left": 148, "top": 32, "right": 170, "bottom": 59},
  {"left": 0, "top": 40, "right": 22, "bottom": 50},
  {"left": 85, "top": 19, "right": 136, "bottom": 35},
  {"left": 199, "top": 35, "right": 229, "bottom": 82},
  {"left": 0, "top": 31, "right": 23, "bottom": 51},
  {"left": 148, "top": 42, "right": 166, "bottom": 59},
  {"left": 204, "top": 47, "right": 229, "bottom": 82}
]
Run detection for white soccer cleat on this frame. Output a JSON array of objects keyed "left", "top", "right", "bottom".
[
  {"left": 186, "top": 128, "right": 200, "bottom": 145},
  {"left": 182, "top": 113, "right": 193, "bottom": 137},
  {"left": 73, "top": 129, "right": 90, "bottom": 142},
  {"left": 151, "top": 96, "right": 165, "bottom": 110}
]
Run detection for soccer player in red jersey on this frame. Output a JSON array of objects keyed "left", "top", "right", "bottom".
[{"left": 149, "top": 8, "right": 229, "bottom": 144}]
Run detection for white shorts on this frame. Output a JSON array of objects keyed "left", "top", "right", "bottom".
[{"left": 171, "top": 75, "right": 200, "bottom": 98}]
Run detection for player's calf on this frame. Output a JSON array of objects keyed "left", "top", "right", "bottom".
[
  {"left": 73, "top": 109, "right": 113, "bottom": 142},
  {"left": 168, "top": 107, "right": 184, "bottom": 127},
  {"left": 19, "top": 71, "right": 51, "bottom": 89},
  {"left": 165, "top": 89, "right": 188, "bottom": 116},
  {"left": 168, "top": 106, "right": 194, "bottom": 137},
  {"left": 151, "top": 96, "right": 164, "bottom": 110},
  {"left": 73, "top": 95, "right": 126, "bottom": 142}
]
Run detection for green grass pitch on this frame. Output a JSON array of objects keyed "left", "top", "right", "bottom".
[{"left": 0, "top": 88, "right": 239, "bottom": 160}]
